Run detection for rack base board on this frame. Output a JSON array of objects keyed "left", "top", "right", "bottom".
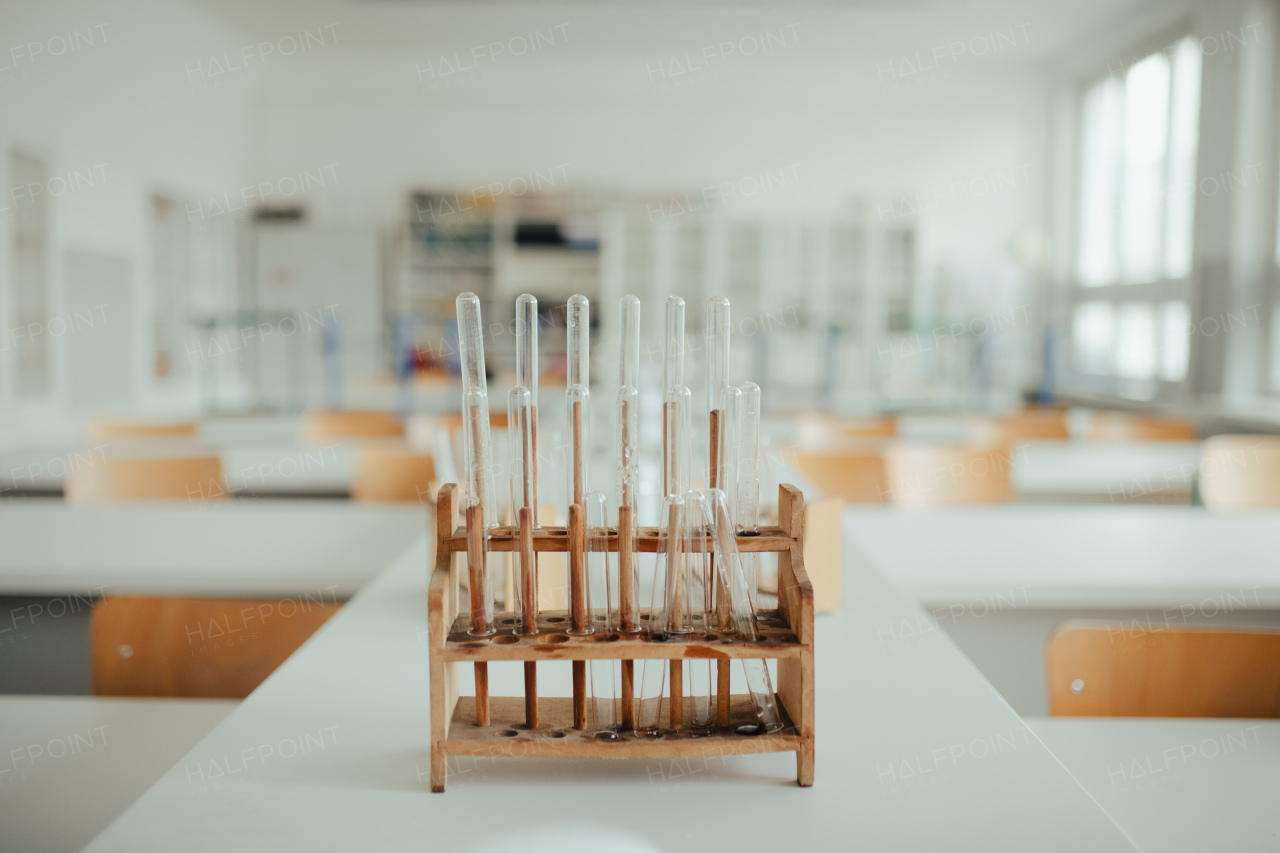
[{"left": 441, "top": 695, "right": 803, "bottom": 761}]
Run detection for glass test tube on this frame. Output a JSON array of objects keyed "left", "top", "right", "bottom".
[
  {"left": 684, "top": 490, "right": 715, "bottom": 735},
  {"left": 717, "top": 385, "right": 742, "bottom": 529},
  {"left": 567, "top": 294, "right": 589, "bottom": 390},
  {"left": 663, "top": 296, "right": 685, "bottom": 393},
  {"left": 705, "top": 488, "right": 782, "bottom": 734},
  {"left": 457, "top": 293, "right": 496, "bottom": 636},
  {"left": 616, "top": 296, "right": 640, "bottom": 632},
  {"left": 508, "top": 386, "right": 537, "bottom": 635},
  {"left": 515, "top": 294, "right": 539, "bottom": 526},
  {"left": 586, "top": 492, "right": 619, "bottom": 739},
  {"left": 663, "top": 386, "right": 691, "bottom": 498},
  {"left": 635, "top": 494, "right": 681, "bottom": 737},
  {"left": 705, "top": 295, "right": 731, "bottom": 424},
  {"left": 738, "top": 381, "right": 762, "bottom": 598}
]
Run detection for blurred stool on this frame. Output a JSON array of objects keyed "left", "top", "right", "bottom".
[
  {"left": 352, "top": 441, "right": 436, "bottom": 503},
  {"left": 65, "top": 448, "right": 227, "bottom": 503},
  {"left": 1048, "top": 621, "right": 1280, "bottom": 717},
  {"left": 790, "top": 440, "right": 888, "bottom": 503},
  {"left": 883, "top": 443, "right": 1015, "bottom": 508},
  {"left": 967, "top": 412, "right": 1070, "bottom": 444},
  {"left": 1090, "top": 411, "right": 1198, "bottom": 441},
  {"left": 1199, "top": 435, "right": 1280, "bottom": 510},
  {"left": 87, "top": 417, "right": 198, "bottom": 441},
  {"left": 300, "top": 409, "right": 404, "bottom": 443}
]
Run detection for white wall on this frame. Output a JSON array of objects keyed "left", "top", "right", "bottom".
[{"left": 0, "top": 0, "right": 256, "bottom": 439}]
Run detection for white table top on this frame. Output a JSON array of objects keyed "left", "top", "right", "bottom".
[
  {"left": 1011, "top": 440, "right": 1200, "bottom": 497},
  {"left": 846, "top": 505, "right": 1280, "bottom": 609},
  {"left": 1026, "top": 718, "right": 1280, "bottom": 853},
  {"left": 84, "top": 524, "right": 1137, "bottom": 852},
  {"left": 0, "top": 502, "right": 426, "bottom": 597},
  {"left": 0, "top": 696, "right": 235, "bottom": 853}
]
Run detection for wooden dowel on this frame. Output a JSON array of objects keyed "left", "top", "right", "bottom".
[
  {"left": 569, "top": 504, "right": 586, "bottom": 633},
  {"left": 519, "top": 506, "right": 538, "bottom": 728},
  {"left": 661, "top": 401, "right": 670, "bottom": 497},
  {"left": 466, "top": 504, "right": 488, "bottom": 634},
  {"left": 569, "top": 503, "right": 587, "bottom": 729},
  {"left": 571, "top": 399, "right": 584, "bottom": 507},
  {"left": 519, "top": 508, "right": 537, "bottom": 634},
  {"left": 709, "top": 411, "right": 733, "bottom": 630},
  {"left": 717, "top": 659, "right": 730, "bottom": 727},
  {"left": 670, "top": 660, "right": 684, "bottom": 731},
  {"left": 466, "top": 503, "right": 490, "bottom": 727},
  {"left": 524, "top": 662, "right": 538, "bottom": 729},
  {"left": 573, "top": 661, "right": 587, "bottom": 730},
  {"left": 475, "top": 660, "right": 490, "bottom": 728},
  {"left": 618, "top": 505, "right": 636, "bottom": 631},
  {"left": 621, "top": 660, "right": 635, "bottom": 732}
]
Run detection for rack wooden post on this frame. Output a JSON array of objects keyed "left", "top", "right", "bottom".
[{"left": 427, "top": 482, "right": 816, "bottom": 792}]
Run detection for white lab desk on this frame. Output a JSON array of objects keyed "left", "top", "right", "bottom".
[
  {"left": 1027, "top": 718, "right": 1280, "bottom": 853},
  {"left": 0, "top": 502, "right": 426, "bottom": 597},
  {"left": 847, "top": 505, "right": 1280, "bottom": 609},
  {"left": 83, "top": 531, "right": 1137, "bottom": 852},
  {"left": 1012, "top": 440, "right": 1200, "bottom": 500},
  {"left": 845, "top": 505, "right": 1280, "bottom": 715},
  {"left": 0, "top": 696, "right": 236, "bottom": 853}
]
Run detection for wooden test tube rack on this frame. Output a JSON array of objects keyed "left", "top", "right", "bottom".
[{"left": 427, "top": 481, "right": 815, "bottom": 792}]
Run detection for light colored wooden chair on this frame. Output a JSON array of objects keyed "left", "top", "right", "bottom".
[
  {"left": 87, "top": 417, "right": 199, "bottom": 441},
  {"left": 882, "top": 443, "right": 1015, "bottom": 508},
  {"left": 65, "top": 454, "right": 227, "bottom": 503},
  {"left": 92, "top": 596, "right": 340, "bottom": 698},
  {"left": 352, "top": 442, "right": 436, "bottom": 503},
  {"left": 790, "top": 444, "right": 888, "bottom": 504},
  {"left": 967, "top": 412, "right": 1070, "bottom": 445},
  {"left": 1090, "top": 411, "right": 1198, "bottom": 441},
  {"left": 794, "top": 413, "right": 895, "bottom": 446},
  {"left": 300, "top": 409, "right": 404, "bottom": 443},
  {"left": 1048, "top": 621, "right": 1280, "bottom": 717},
  {"left": 1199, "top": 435, "right": 1280, "bottom": 510}
]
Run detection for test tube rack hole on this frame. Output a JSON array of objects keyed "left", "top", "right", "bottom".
[{"left": 427, "top": 481, "right": 816, "bottom": 791}]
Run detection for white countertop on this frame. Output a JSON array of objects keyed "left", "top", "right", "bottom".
[
  {"left": 0, "top": 502, "right": 427, "bottom": 597},
  {"left": 83, "top": 522, "right": 1137, "bottom": 852},
  {"left": 846, "top": 505, "right": 1280, "bottom": 609},
  {"left": 1027, "top": 718, "right": 1280, "bottom": 853},
  {"left": 0, "top": 696, "right": 236, "bottom": 853},
  {"left": 1011, "top": 440, "right": 1200, "bottom": 498}
]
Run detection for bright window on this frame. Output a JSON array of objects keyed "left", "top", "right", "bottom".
[{"left": 1070, "top": 37, "right": 1201, "bottom": 394}]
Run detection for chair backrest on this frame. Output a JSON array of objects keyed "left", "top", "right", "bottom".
[
  {"left": 65, "top": 454, "right": 227, "bottom": 503},
  {"left": 92, "top": 595, "right": 340, "bottom": 698},
  {"left": 882, "top": 443, "right": 1015, "bottom": 508},
  {"left": 87, "top": 417, "right": 199, "bottom": 441},
  {"left": 1090, "top": 411, "right": 1198, "bottom": 441},
  {"left": 1047, "top": 621, "right": 1280, "bottom": 717},
  {"left": 300, "top": 410, "right": 404, "bottom": 442},
  {"left": 1199, "top": 435, "right": 1280, "bottom": 510},
  {"left": 352, "top": 442, "right": 436, "bottom": 502},
  {"left": 794, "top": 413, "right": 896, "bottom": 445},
  {"left": 967, "top": 412, "right": 1070, "bottom": 444},
  {"left": 790, "top": 445, "right": 887, "bottom": 503}
]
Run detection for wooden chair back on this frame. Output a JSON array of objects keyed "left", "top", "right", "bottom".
[
  {"left": 1199, "top": 435, "right": 1280, "bottom": 510},
  {"left": 65, "top": 454, "right": 227, "bottom": 503},
  {"left": 1047, "top": 621, "right": 1280, "bottom": 717},
  {"left": 92, "top": 596, "right": 340, "bottom": 698},
  {"left": 882, "top": 443, "right": 1015, "bottom": 508},
  {"left": 87, "top": 417, "right": 199, "bottom": 441},
  {"left": 352, "top": 442, "right": 436, "bottom": 502},
  {"left": 300, "top": 410, "right": 404, "bottom": 442},
  {"left": 790, "top": 445, "right": 887, "bottom": 503},
  {"left": 1090, "top": 412, "right": 1198, "bottom": 441}
]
